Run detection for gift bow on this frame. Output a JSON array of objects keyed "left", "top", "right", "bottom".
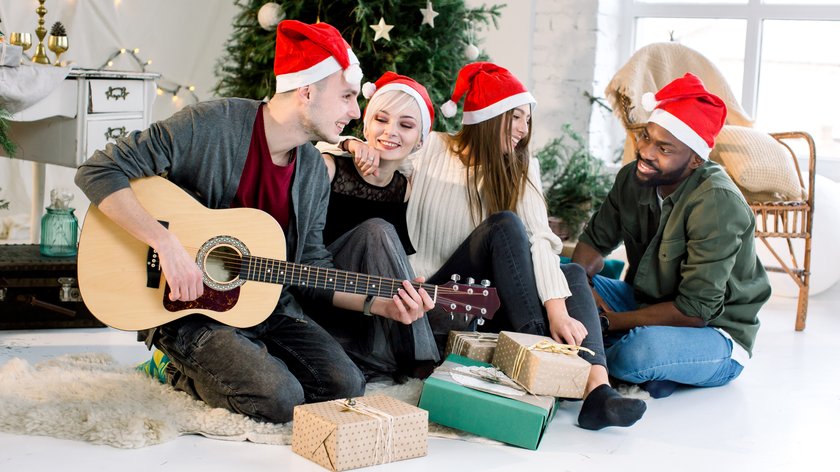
[
  {"left": 529, "top": 340, "right": 595, "bottom": 356},
  {"left": 336, "top": 398, "right": 396, "bottom": 466},
  {"left": 510, "top": 340, "right": 595, "bottom": 390}
]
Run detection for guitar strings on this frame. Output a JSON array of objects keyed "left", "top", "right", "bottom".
[{"left": 174, "top": 247, "right": 493, "bottom": 297}]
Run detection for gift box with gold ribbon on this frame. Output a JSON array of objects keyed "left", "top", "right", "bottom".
[
  {"left": 443, "top": 331, "right": 498, "bottom": 363},
  {"left": 491, "top": 331, "right": 592, "bottom": 398},
  {"left": 291, "top": 395, "right": 428, "bottom": 471}
]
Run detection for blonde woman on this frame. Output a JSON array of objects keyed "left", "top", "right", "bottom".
[{"left": 315, "top": 72, "right": 439, "bottom": 380}]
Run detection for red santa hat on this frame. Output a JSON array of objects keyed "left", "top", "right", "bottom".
[
  {"left": 274, "top": 20, "right": 362, "bottom": 93},
  {"left": 440, "top": 62, "right": 535, "bottom": 125},
  {"left": 641, "top": 72, "right": 727, "bottom": 160},
  {"left": 362, "top": 71, "right": 435, "bottom": 140}
]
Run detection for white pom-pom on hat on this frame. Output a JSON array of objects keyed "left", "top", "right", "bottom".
[
  {"left": 441, "top": 100, "right": 458, "bottom": 118},
  {"left": 641, "top": 92, "right": 658, "bottom": 112},
  {"left": 362, "top": 82, "right": 377, "bottom": 99},
  {"left": 343, "top": 65, "right": 363, "bottom": 87}
]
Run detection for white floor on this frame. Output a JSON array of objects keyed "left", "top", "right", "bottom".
[{"left": 1, "top": 288, "right": 837, "bottom": 472}]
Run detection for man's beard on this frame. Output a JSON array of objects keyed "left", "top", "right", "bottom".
[
  {"left": 301, "top": 101, "right": 337, "bottom": 143},
  {"left": 632, "top": 154, "right": 689, "bottom": 188}
]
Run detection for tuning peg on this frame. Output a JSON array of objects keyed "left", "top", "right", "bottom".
[
  {"left": 466, "top": 277, "right": 475, "bottom": 285},
  {"left": 481, "top": 279, "right": 491, "bottom": 287},
  {"left": 476, "top": 318, "right": 485, "bottom": 326},
  {"left": 450, "top": 274, "right": 461, "bottom": 282}
]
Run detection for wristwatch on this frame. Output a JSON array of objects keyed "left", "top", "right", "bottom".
[
  {"left": 599, "top": 313, "right": 610, "bottom": 333},
  {"left": 362, "top": 294, "right": 375, "bottom": 317}
]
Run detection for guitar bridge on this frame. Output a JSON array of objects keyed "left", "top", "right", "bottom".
[{"left": 146, "top": 220, "right": 168, "bottom": 288}]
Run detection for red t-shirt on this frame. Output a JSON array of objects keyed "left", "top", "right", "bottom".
[{"left": 232, "top": 104, "right": 295, "bottom": 233}]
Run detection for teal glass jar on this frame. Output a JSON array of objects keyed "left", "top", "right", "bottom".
[{"left": 40, "top": 207, "right": 79, "bottom": 257}]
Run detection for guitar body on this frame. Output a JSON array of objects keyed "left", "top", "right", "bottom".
[{"left": 78, "top": 176, "right": 285, "bottom": 331}]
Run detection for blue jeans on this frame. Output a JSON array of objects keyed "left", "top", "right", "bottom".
[
  {"left": 592, "top": 275, "right": 744, "bottom": 387},
  {"left": 155, "top": 311, "right": 365, "bottom": 424},
  {"left": 427, "top": 211, "right": 607, "bottom": 367}
]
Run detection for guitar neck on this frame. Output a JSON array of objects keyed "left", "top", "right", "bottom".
[{"left": 241, "top": 255, "right": 436, "bottom": 299}]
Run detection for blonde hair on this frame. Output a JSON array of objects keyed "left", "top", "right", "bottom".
[
  {"left": 363, "top": 90, "right": 424, "bottom": 148},
  {"left": 446, "top": 108, "right": 534, "bottom": 224}
]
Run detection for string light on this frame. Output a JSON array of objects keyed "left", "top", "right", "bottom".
[{"left": 99, "top": 48, "right": 199, "bottom": 104}]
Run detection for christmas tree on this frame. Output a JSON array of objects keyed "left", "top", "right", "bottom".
[{"left": 214, "top": 0, "right": 502, "bottom": 133}]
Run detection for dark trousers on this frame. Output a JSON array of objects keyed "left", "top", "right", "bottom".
[
  {"left": 155, "top": 306, "right": 365, "bottom": 424},
  {"left": 427, "top": 211, "right": 607, "bottom": 367}
]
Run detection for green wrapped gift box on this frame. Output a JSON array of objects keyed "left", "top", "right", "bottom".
[{"left": 417, "top": 354, "right": 556, "bottom": 450}]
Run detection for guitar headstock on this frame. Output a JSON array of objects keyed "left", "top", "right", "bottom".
[{"left": 434, "top": 277, "right": 500, "bottom": 322}]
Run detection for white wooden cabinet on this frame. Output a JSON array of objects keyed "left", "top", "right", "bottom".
[
  {"left": 6, "top": 69, "right": 158, "bottom": 241},
  {"left": 9, "top": 69, "right": 159, "bottom": 168}
]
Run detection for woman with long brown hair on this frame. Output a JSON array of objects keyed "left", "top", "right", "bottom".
[{"left": 346, "top": 62, "right": 647, "bottom": 430}]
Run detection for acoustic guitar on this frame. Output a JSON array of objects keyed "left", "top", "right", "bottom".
[{"left": 77, "top": 176, "right": 500, "bottom": 331}]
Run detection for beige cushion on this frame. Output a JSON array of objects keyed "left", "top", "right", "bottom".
[{"left": 710, "top": 126, "right": 804, "bottom": 202}]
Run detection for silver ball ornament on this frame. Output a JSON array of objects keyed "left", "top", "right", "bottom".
[{"left": 464, "top": 43, "right": 480, "bottom": 61}]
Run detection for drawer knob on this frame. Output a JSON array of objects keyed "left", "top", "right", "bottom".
[
  {"left": 105, "top": 86, "right": 130, "bottom": 100},
  {"left": 105, "top": 126, "right": 127, "bottom": 141}
]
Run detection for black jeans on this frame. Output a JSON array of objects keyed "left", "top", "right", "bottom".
[
  {"left": 155, "top": 310, "right": 365, "bottom": 424},
  {"left": 426, "top": 211, "right": 606, "bottom": 367}
]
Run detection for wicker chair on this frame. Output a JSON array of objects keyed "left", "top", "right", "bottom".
[
  {"left": 748, "top": 132, "right": 816, "bottom": 331},
  {"left": 611, "top": 96, "right": 816, "bottom": 332}
]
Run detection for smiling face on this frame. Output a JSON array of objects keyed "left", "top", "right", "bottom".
[
  {"left": 501, "top": 105, "right": 531, "bottom": 154},
  {"left": 302, "top": 70, "right": 361, "bottom": 143},
  {"left": 634, "top": 122, "right": 703, "bottom": 194},
  {"left": 362, "top": 90, "right": 423, "bottom": 161}
]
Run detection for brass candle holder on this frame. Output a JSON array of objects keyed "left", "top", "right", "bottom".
[
  {"left": 47, "top": 35, "right": 67, "bottom": 66},
  {"left": 32, "top": 0, "right": 50, "bottom": 64}
]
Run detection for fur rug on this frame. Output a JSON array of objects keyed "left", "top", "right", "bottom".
[{"left": 0, "top": 353, "right": 495, "bottom": 449}]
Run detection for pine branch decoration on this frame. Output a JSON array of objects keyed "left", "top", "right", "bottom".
[{"left": 0, "top": 107, "right": 17, "bottom": 158}]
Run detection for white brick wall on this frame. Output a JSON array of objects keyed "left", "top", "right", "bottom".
[{"left": 473, "top": 0, "right": 616, "bottom": 154}]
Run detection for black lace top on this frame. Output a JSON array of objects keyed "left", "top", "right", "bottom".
[{"left": 323, "top": 154, "right": 416, "bottom": 254}]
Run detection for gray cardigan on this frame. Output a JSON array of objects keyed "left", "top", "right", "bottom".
[{"left": 75, "top": 98, "right": 336, "bottom": 331}]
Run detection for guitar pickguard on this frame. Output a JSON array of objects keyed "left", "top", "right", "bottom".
[{"left": 162, "top": 284, "right": 241, "bottom": 313}]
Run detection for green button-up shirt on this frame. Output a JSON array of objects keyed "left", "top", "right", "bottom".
[{"left": 579, "top": 160, "right": 770, "bottom": 355}]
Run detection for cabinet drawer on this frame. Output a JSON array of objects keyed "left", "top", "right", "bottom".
[
  {"left": 88, "top": 80, "right": 145, "bottom": 113},
  {"left": 85, "top": 118, "right": 146, "bottom": 158}
]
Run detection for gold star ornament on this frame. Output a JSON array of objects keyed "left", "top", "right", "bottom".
[
  {"left": 370, "top": 17, "right": 394, "bottom": 42},
  {"left": 420, "top": 1, "right": 439, "bottom": 28}
]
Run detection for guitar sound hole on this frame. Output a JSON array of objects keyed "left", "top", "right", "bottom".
[{"left": 204, "top": 245, "right": 242, "bottom": 287}]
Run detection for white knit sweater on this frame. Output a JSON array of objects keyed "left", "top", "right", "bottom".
[{"left": 405, "top": 132, "right": 571, "bottom": 302}]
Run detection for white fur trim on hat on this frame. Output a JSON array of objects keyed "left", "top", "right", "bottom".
[
  {"left": 376, "top": 82, "right": 433, "bottom": 139},
  {"left": 461, "top": 91, "right": 536, "bottom": 125},
  {"left": 648, "top": 108, "right": 712, "bottom": 159},
  {"left": 441, "top": 100, "right": 458, "bottom": 118},
  {"left": 275, "top": 48, "right": 360, "bottom": 93}
]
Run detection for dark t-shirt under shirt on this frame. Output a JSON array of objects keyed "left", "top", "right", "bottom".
[{"left": 231, "top": 103, "right": 295, "bottom": 233}]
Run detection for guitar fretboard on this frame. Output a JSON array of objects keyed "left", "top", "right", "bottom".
[{"left": 240, "top": 255, "right": 437, "bottom": 299}]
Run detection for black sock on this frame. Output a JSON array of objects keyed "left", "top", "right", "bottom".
[{"left": 578, "top": 384, "right": 647, "bottom": 431}]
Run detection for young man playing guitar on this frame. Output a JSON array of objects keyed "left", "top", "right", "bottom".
[{"left": 74, "top": 20, "right": 433, "bottom": 424}]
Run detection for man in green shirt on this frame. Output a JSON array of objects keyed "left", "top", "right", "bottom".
[{"left": 572, "top": 73, "right": 771, "bottom": 398}]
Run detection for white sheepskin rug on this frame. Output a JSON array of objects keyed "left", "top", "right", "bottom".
[{"left": 0, "top": 352, "right": 489, "bottom": 449}]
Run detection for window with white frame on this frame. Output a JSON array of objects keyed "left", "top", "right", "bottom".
[{"left": 623, "top": 0, "right": 840, "bottom": 160}]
